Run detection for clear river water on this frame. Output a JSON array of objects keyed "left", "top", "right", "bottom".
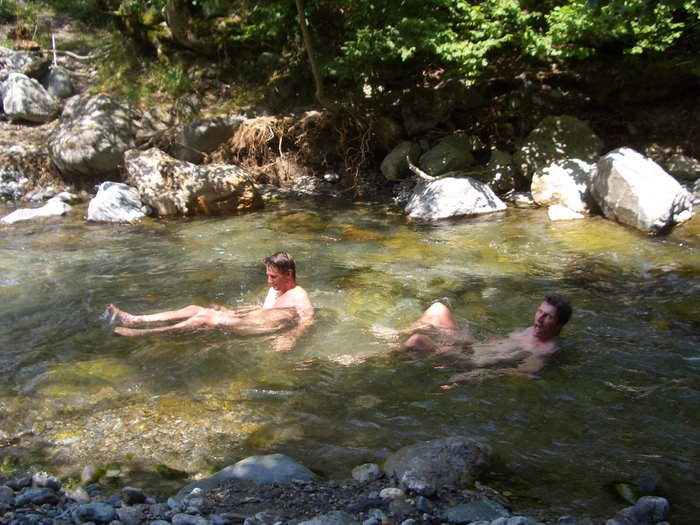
[{"left": 1, "top": 198, "right": 698, "bottom": 523}]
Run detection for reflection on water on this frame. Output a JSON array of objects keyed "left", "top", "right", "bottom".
[{"left": 1, "top": 199, "right": 699, "bottom": 522}]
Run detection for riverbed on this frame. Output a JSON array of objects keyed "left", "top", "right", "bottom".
[{"left": 1, "top": 199, "right": 698, "bottom": 523}]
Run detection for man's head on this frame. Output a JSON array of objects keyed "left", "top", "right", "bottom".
[
  {"left": 263, "top": 252, "right": 298, "bottom": 292},
  {"left": 533, "top": 294, "right": 572, "bottom": 341},
  {"left": 264, "top": 251, "right": 297, "bottom": 282}
]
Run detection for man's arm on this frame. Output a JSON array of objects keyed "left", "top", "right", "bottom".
[
  {"left": 442, "top": 354, "right": 547, "bottom": 387},
  {"left": 271, "top": 306, "right": 315, "bottom": 352}
]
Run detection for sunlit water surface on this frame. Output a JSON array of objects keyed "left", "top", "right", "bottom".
[{"left": 1, "top": 199, "right": 698, "bottom": 523}]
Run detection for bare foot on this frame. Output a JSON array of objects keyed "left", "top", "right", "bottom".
[{"left": 106, "top": 304, "right": 139, "bottom": 326}]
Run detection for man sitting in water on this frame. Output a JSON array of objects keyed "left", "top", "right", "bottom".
[
  {"left": 395, "top": 294, "right": 572, "bottom": 381},
  {"left": 105, "top": 252, "right": 314, "bottom": 352}
]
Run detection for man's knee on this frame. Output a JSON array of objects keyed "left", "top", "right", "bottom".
[
  {"left": 420, "top": 302, "right": 458, "bottom": 329},
  {"left": 191, "top": 308, "right": 217, "bottom": 327}
]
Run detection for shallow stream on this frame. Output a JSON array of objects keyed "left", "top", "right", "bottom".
[{"left": 1, "top": 199, "right": 698, "bottom": 522}]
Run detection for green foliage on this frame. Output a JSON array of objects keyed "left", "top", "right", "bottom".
[
  {"left": 46, "top": 0, "right": 112, "bottom": 25},
  {"left": 0, "top": 0, "right": 17, "bottom": 23},
  {"left": 326, "top": 0, "right": 537, "bottom": 82},
  {"left": 214, "top": 0, "right": 298, "bottom": 54},
  {"left": 113, "top": 0, "right": 166, "bottom": 17},
  {"left": 9, "top": 0, "right": 697, "bottom": 106},
  {"left": 536, "top": 0, "right": 699, "bottom": 58},
  {"left": 91, "top": 32, "right": 191, "bottom": 106}
]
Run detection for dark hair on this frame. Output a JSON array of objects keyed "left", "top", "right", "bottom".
[
  {"left": 545, "top": 294, "right": 572, "bottom": 326},
  {"left": 264, "top": 252, "right": 297, "bottom": 279}
]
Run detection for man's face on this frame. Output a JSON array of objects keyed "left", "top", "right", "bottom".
[
  {"left": 533, "top": 301, "right": 561, "bottom": 341},
  {"left": 266, "top": 266, "right": 292, "bottom": 291}
]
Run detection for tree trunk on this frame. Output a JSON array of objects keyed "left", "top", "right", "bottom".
[
  {"left": 163, "top": 0, "right": 215, "bottom": 57},
  {"left": 295, "top": 0, "right": 332, "bottom": 109}
]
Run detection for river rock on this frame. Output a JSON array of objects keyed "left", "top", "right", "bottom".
[
  {"left": 21, "top": 55, "right": 50, "bottom": 80},
  {"left": 665, "top": 153, "right": 700, "bottom": 181},
  {"left": 381, "top": 141, "right": 422, "bottom": 181},
  {"left": 71, "top": 501, "right": 117, "bottom": 524},
  {"left": 405, "top": 177, "right": 506, "bottom": 221},
  {"left": 590, "top": 147, "right": 693, "bottom": 234},
  {"left": 116, "top": 505, "right": 146, "bottom": 525},
  {"left": 443, "top": 496, "right": 510, "bottom": 523},
  {"left": 124, "top": 147, "right": 263, "bottom": 217},
  {"left": 607, "top": 495, "right": 669, "bottom": 525},
  {"left": 87, "top": 181, "right": 148, "bottom": 223},
  {"left": 41, "top": 65, "right": 73, "bottom": 99},
  {"left": 32, "top": 471, "right": 61, "bottom": 491},
  {"left": 400, "top": 86, "right": 455, "bottom": 136},
  {"left": 122, "top": 485, "right": 147, "bottom": 505},
  {"left": 383, "top": 436, "right": 493, "bottom": 496},
  {"left": 531, "top": 158, "right": 594, "bottom": 213},
  {"left": 0, "top": 49, "right": 35, "bottom": 70},
  {"left": 482, "top": 150, "right": 517, "bottom": 194},
  {"left": 0, "top": 485, "right": 14, "bottom": 505},
  {"left": 14, "top": 486, "right": 59, "bottom": 506},
  {"left": 514, "top": 115, "right": 603, "bottom": 180},
  {"left": 176, "top": 453, "right": 316, "bottom": 499},
  {"left": 48, "top": 94, "right": 140, "bottom": 178},
  {"left": 170, "top": 116, "right": 244, "bottom": 164},
  {"left": 418, "top": 133, "right": 476, "bottom": 177},
  {"left": 351, "top": 463, "right": 383, "bottom": 483},
  {"left": 1, "top": 72, "right": 60, "bottom": 123},
  {"left": 0, "top": 197, "right": 71, "bottom": 224},
  {"left": 172, "top": 513, "right": 210, "bottom": 525},
  {"left": 296, "top": 510, "right": 360, "bottom": 525}
]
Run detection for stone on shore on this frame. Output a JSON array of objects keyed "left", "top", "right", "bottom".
[
  {"left": 383, "top": 436, "right": 494, "bottom": 496},
  {"left": 124, "top": 148, "right": 263, "bottom": 217},
  {"left": 590, "top": 147, "right": 693, "bottom": 234},
  {"left": 176, "top": 453, "right": 316, "bottom": 499},
  {"left": 405, "top": 177, "right": 506, "bottom": 221}
]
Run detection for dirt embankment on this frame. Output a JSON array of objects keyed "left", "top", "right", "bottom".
[{"left": 2, "top": 18, "right": 698, "bottom": 201}]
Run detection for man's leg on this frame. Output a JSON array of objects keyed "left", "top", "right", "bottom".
[
  {"left": 107, "top": 304, "right": 207, "bottom": 326},
  {"left": 113, "top": 308, "right": 220, "bottom": 336},
  {"left": 401, "top": 302, "right": 471, "bottom": 351}
]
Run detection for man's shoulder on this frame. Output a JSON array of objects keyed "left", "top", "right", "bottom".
[
  {"left": 276, "top": 285, "right": 313, "bottom": 309},
  {"left": 291, "top": 285, "right": 313, "bottom": 307}
]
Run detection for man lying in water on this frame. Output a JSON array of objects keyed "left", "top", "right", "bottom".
[
  {"left": 105, "top": 252, "right": 314, "bottom": 353},
  {"left": 384, "top": 294, "right": 572, "bottom": 382}
]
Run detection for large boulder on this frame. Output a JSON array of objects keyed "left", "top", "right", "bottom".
[
  {"left": 1, "top": 72, "right": 59, "bottom": 123},
  {"left": 40, "top": 66, "right": 73, "bottom": 99},
  {"left": 514, "top": 115, "right": 603, "bottom": 180},
  {"left": 400, "top": 87, "right": 455, "bottom": 136},
  {"left": 383, "top": 436, "right": 493, "bottom": 496},
  {"left": 170, "top": 116, "right": 244, "bottom": 164},
  {"left": 124, "top": 148, "right": 263, "bottom": 217},
  {"left": 665, "top": 153, "right": 700, "bottom": 181},
  {"left": 87, "top": 181, "right": 148, "bottom": 223},
  {"left": 381, "top": 141, "right": 422, "bottom": 181},
  {"left": 405, "top": 177, "right": 506, "bottom": 221},
  {"left": 481, "top": 150, "right": 517, "bottom": 195},
  {"left": 531, "top": 159, "right": 594, "bottom": 213},
  {"left": 418, "top": 133, "right": 475, "bottom": 177},
  {"left": 590, "top": 147, "right": 693, "bottom": 234},
  {"left": 48, "top": 94, "right": 141, "bottom": 178}
]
